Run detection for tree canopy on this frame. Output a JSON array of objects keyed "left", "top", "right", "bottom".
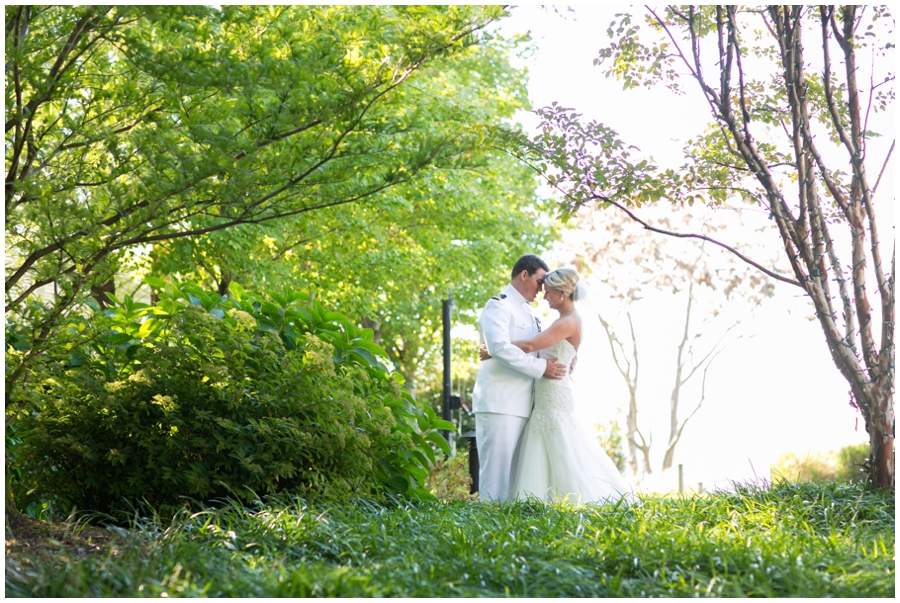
[{"left": 6, "top": 5, "right": 553, "bottom": 410}]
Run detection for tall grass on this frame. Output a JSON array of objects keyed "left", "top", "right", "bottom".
[{"left": 6, "top": 480, "right": 893, "bottom": 597}]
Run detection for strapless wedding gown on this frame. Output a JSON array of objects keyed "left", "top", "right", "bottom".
[{"left": 511, "top": 339, "right": 636, "bottom": 505}]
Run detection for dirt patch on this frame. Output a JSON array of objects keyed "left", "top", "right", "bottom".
[{"left": 5, "top": 511, "right": 120, "bottom": 574}]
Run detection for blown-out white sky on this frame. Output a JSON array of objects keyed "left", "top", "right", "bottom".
[{"left": 486, "top": 5, "right": 895, "bottom": 492}]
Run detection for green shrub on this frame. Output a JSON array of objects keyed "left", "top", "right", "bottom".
[
  {"left": 425, "top": 453, "right": 477, "bottom": 502},
  {"left": 593, "top": 420, "right": 628, "bottom": 473},
  {"left": 771, "top": 442, "right": 872, "bottom": 484},
  {"left": 15, "top": 281, "right": 452, "bottom": 515},
  {"left": 835, "top": 442, "right": 871, "bottom": 482}
]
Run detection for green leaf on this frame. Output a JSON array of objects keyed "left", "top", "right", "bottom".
[
  {"left": 227, "top": 281, "right": 245, "bottom": 301},
  {"left": 350, "top": 339, "right": 387, "bottom": 358},
  {"left": 107, "top": 333, "right": 134, "bottom": 346},
  {"left": 425, "top": 431, "right": 452, "bottom": 456},
  {"left": 144, "top": 276, "right": 166, "bottom": 289},
  {"left": 429, "top": 418, "right": 456, "bottom": 432},
  {"left": 385, "top": 475, "right": 409, "bottom": 492}
]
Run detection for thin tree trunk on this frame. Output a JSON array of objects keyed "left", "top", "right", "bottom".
[
  {"left": 361, "top": 316, "right": 383, "bottom": 344},
  {"left": 663, "top": 280, "right": 694, "bottom": 472},
  {"left": 90, "top": 278, "right": 116, "bottom": 309},
  {"left": 600, "top": 310, "right": 648, "bottom": 476},
  {"left": 217, "top": 275, "right": 231, "bottom": 297},
  {"left": 625, "top": 385, "right": 640, "bottom": 476}
]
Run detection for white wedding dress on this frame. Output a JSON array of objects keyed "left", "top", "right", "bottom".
[{"left": 511, "top": 338, "right": 636, "bottom": 505}]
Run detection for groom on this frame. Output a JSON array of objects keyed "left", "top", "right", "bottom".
[{"left": 472, "top": 254, "right": 567, "bottom": 501}]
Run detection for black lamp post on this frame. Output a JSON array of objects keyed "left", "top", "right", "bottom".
[{"left": 441, "top": 291, "right": 453, "bottom": 445}]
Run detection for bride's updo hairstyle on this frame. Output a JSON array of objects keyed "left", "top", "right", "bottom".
[{"left": 543, "top": 267, "right": 581, "bottom": 301}]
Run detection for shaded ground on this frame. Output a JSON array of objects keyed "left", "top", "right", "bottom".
[{"left": 6, "top": 511, "right": 118, "bottom": 576}]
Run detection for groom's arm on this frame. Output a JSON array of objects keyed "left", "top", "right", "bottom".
[{"left": 479, "top": 303, "right": 546, "bottom": 380}]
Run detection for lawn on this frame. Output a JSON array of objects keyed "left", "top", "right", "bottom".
[{"left": 5, "top": 480, "right": 894, "bottom": 597}]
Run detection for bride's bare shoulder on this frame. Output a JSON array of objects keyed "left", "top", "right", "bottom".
[{"left": 560, "top": 312, "right": 580, "bottom": 330}]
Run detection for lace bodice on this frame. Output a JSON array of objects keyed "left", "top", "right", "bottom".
[
  {"left": 541, "top": 338, "right": 577, "bottom": 372},
  {"left": 531, "top": 339, "right": 578, "bottom": 432}
]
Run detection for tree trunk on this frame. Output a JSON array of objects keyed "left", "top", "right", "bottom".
[
  {"left": 217, "top": 276, "right": 231, "bottom": 297},
  {"left": 861, "top": 373, "right": 895, "bottom": 489},
  {"left": 663, "top": 283, "right": 693, "bottom": 472},
  {"left": 599, "top": 310, "right": 647, "bottom": 476},
  {"left": 90, "top": 278, "right": 116, "bottom": 309},
  {"left": 871, "top": 416, "right": 894, "bottom": 490},
  {"left": 661, "top": 443, "right": 676, "bottom": 473},
  {"left": 625, "top": 390, "right": 653, "bottom": 476},
  {"left": 625, "top": 391, "right": 640, "bottom": 476},
  {"left": 361, "top": 316, "right": 383, "bottom": 344}
]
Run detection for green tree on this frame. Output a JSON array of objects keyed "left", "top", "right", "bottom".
[
  {"left": 513, "top": 6, "right": 894, "bottom": 489},
  {"left": 145, "top": 29, "right": 557, "bottom": 392},
  {"left": 5, "top": 5, "right": 526, "bottom": 415}
]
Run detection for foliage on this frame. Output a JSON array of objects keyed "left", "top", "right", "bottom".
[
  {"left": 837, "top": 443, "right": 873, "bottom": 482},
  {"left": 416, "top": 335, "right": 480, "bottom": 432},
  {"left": 147, "top": 31, "right": 558, "bottom": 395},
  {"left": 772, "top": 451, "right": 842, "bottom": 484},
  {"left": 5, "top": 4, "right": 528, "bottom": 415},
  {"left": 425, "top": 453, "right": 478, "bottom": 503},
  {"left": 5, "top": 481, "right": 893, "bottom": 597},
  {"left": 13, "top": 281, "right": 453, "bottom": 515},
  {"left": 511, "top": 6, "right": 895, "bottom": 488},
  {"left": 593, "top": 420, "right": 629, "bottom": 474},
  {"left": 772, "top": 442, "right": 872, "bottom": 484}
]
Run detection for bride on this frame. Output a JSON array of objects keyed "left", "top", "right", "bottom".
[{"left": 485, "top": 266, "right": 636, "bottom": 505}]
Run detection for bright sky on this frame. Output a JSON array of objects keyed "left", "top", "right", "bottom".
[{"left": 494, "top": 5, "right": 893, "bottom": 492}]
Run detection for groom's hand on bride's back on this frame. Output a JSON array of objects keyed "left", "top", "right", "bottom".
[
  {"left": 543, "top": 358, "right": 566, "bottom": 380},
  {"left": 478, "top": 343, "right": 491, "bottom": 361}
]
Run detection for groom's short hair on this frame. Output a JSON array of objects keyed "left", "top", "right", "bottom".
[{"left": 511, "top": 254, "right": 549, "bottom": 280}]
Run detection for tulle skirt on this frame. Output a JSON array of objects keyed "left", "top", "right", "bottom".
[{"left": 511, "top": 408, "right": 636, "bottom": 505}]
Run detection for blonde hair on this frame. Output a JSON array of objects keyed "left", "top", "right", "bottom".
[{"left": 543, "top": 267, "right": 580, "bottom": 300}]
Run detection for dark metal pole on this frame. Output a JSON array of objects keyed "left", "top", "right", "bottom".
[{"left": 441, "top": 291, "right": 453, "bottom": 444}]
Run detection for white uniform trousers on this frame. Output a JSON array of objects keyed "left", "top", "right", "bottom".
[{"left": 475, "top": 412, "right": 529, "bottom": 502}]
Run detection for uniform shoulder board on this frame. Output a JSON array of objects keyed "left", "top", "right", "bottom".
[{"left": 490, "top": 293, "right": 507, "bottom": 301}]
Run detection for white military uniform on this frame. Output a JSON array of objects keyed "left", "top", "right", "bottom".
[{"left": 472, "top": 283, "right": 546, "bottom": 501}]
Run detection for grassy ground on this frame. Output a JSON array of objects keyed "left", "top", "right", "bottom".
[{"left": 5, "top": 480, "right": 894, "bottom": 597}]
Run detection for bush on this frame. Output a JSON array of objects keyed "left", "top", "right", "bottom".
[
  {"left": 15, "top": 281, "right": 452, "bottom": 515},
  {"left": 593, "top": 420, "right": 628, "bottom": 473},
  {"left": 835, "top": 442, "right": 871, "bottom": 482},
  {"left": 771, "top": 442, "right": 871, "bottom": 484},
  {"left": 426, "top": 453, "right": 477, "bottom": 502}
]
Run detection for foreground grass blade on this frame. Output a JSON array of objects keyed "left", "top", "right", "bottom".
[{"left": 5, "top": 481, "right": 893, "bottom": 597}]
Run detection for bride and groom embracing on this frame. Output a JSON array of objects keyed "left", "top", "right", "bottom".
[{"left": 472, "top": 254, "right": 635, "bottom": 505}]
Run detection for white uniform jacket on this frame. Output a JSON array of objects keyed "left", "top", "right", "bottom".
[{"left": 472, "top": 284, "right": 546, "bottom": 418}]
